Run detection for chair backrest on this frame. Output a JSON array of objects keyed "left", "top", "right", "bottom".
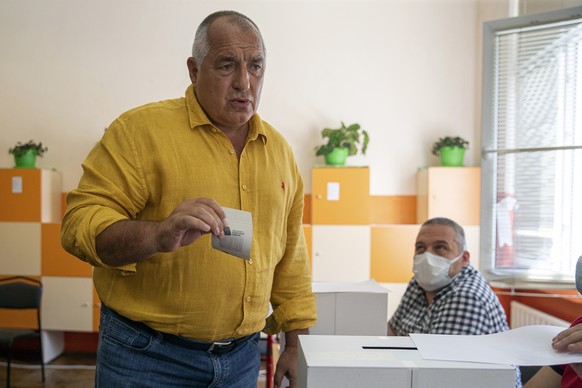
[{"left": 0, "top": 277, "right": 42, "bottom": 310}]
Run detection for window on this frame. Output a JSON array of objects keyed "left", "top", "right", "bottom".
[{"left": 481, "top": 7, "right": 582, "bottom": 285}]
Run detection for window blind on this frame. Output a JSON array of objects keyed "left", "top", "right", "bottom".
[{"left": 481, "top": 7, "right": 582, "bottom": 285}]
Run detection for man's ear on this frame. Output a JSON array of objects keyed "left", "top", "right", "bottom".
[
  {"left": 187, "top": 57, "right": 198, "bottom": 84},
  {"left": 461, "top": 250, "right": 470, "bottom": 266}
]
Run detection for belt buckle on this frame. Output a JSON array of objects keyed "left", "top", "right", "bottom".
[{"left": 207, "top": 340, "right": 232, "bottom": 353}]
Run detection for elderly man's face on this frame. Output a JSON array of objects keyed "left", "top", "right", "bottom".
[
  {"left": 188, "top": 17, "right": 265, "bottom": 132},
  {"left": 415, "top": 224, "right": 467, "bottom": 277}
]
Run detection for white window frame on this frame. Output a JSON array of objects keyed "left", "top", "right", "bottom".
[{"left": 481, "top": 6, "right": 582, "bottom": 287}]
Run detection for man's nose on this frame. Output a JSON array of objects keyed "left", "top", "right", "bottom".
[
  {"left": 427, "top": 248, "right": 441, "bottom": 256},
  {"left": 233, "top": 67, "right": 250, "bottom": 91}
]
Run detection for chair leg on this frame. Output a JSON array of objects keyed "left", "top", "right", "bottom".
[
  {"left": 39, "top": 335, "right": 45, "bottom": 382},
  {"left": 40, "top": 360, "right": 45, "bottom": 382},
  {"left": 266, "top": 335, "right": 274, "bottom": 388},
  {"left": 7, "top": 345, "right": 12, "bottom": 388}
]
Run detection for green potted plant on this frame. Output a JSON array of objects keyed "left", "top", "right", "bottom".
[
  {"left": 431, "top": 136, "right": 469, "bottom": 167},
  {"left": 9, "top": 140, "right": 48, "bottom": 168},
  {"left": 315, "top": 122, "right": 369, "bottom": 166}
]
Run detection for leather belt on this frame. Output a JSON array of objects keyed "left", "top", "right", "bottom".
[
  {"left": 161, "top": 332, "right": 256, "bottom": 355},
  {"left": 102, "top": 304, "right": 256, "bottom": 356}
]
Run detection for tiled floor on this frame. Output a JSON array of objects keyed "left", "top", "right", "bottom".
[
  {"left": 0, "top": 351, "right": 270, "bottom": 387},
  {"left": 0, "top": 352, "right": 96, "bottom": 388}
]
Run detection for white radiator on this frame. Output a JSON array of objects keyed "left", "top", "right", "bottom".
[{"left": 510, "top": 301, "right": 569, "bottom": 329}]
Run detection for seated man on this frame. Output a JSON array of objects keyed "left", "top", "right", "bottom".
[
  {"left": 388, "top": 217, "right": 520, "bottom": 386},
  {"left": 389, "top": 217, "right": 509, "bottom": 336}
]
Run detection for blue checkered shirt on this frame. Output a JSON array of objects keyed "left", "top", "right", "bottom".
[{"left": 389, "top": 263, "right": 509, "bottom": 336}]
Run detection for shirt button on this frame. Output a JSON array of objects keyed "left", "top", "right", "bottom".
[
  {"left": 229, "top": 149, "right": 235, "bottom": 154},
  {"left": 242, "top": 184, "right": 247, "bottom": 190},
  {"left": 249, "top": 259, "right": 253, "bottom": 264},
  {"left": 246, "top": 296, "right": 251, "bottom": 302}
]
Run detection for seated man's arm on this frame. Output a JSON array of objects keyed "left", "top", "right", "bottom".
[{"left": 523, "top": 366, "right": 561, "bottom": 388}]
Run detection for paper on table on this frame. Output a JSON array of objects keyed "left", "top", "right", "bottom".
[
  {"left": 411, "top": 325, "right": 582, "bottom": 366},
  {"left": 211, "top": 207, "right": 253, "bottom": 260}
]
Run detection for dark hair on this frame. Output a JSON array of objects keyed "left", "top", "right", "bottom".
[
  {"left": 192, "top": 10, "right": 265, "bottom": 66},
  {"left": 421, "top": 217, "right": 467, "bottom": 253}
]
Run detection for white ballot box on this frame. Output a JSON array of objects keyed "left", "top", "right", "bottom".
[
  {"left": 297, "top": 335, "right": 516, "bottom": 388},
  {"left": 312, "top": 280, "right": 389, "bottom": 336}
]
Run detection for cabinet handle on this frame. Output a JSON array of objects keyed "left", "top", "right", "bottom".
[{"left": 316, "top": 194, "right": 322, "bottom": 199}]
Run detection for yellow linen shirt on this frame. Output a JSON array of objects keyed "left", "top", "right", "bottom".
[{"left": 61, "top": 85, "right": 316, "bottom": 342}]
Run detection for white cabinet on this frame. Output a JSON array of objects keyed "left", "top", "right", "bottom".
[
  {"left": 311, "top": 225, "right": 370, "bottom": 282},
  {"left": 311, "top": 280, "right": 389, "bottom": 335},
  {"left": 0, "top": 222, "right": 41, "bottom": 275},
  {"left": 42, "top": 276, "right": 94, "bottom": 332}
]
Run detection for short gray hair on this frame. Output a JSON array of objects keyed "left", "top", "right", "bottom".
[
  {"left": 191, "top": 10, "right": 265, "bottom": 67},
  {"left": 421, "top": 217, "right": 468, "bottom": 253}
]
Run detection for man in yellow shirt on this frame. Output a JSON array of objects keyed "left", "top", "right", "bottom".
[{"left": 61, "top": 10, "right": 316, "bottom": 388}]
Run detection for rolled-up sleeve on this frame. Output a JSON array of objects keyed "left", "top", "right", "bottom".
[{"left": 61, "top": 119, "right": 147, "bottom": 273}]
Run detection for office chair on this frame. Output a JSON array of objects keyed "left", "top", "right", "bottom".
[{"left": 0, "top": 276, "right": 45, "bottom": 387}]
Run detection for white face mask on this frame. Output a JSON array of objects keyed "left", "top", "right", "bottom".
[
  {"left": 413, "top": 251, "right": 463, "bottom": 292},
  {"left": 576, "top": 256, "right": 582, "bottom": 295}
]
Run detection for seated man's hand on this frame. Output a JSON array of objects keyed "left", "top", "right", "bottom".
[
  {"left": 552, "top": 324, "right": 582, "bottom": 352},
  {"left": 551, "top": 323, "right": 582, "bottom": 380}
]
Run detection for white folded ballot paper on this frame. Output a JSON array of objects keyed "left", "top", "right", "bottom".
[
  {"left": 410, "top": 325, "right": 582, "bottom": 366},
  {"left": 211, "top": 207, "right": 253, "bottom": 261}
]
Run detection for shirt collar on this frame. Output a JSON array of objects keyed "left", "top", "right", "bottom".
[
  {"left": 432, "top": 264, "right": 473, "bottom": 299},
  {"left": 185, "top": 85, "right": 267, "bottom": 145}
]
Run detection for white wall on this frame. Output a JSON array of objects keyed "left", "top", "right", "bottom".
[{"left": 1, "top": 0, "right": 505, "bottom": 194}]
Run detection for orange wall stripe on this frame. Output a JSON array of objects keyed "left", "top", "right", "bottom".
[
  {"left": 306, "top": 194, "right": 416, "bottom": 225},
  {"left": 370, "top": 195, "right": 416, "bottom": 225},
  {"left": 493, "top": 288, "right": 582, "bottom": 324}
]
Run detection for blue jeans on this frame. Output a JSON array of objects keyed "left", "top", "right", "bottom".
[{"left": 96, "top": 305, "right": 261, "bottom": 387}]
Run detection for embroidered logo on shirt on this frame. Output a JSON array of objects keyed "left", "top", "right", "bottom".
[{"left": 281, "top": 181, "right": 285, "bottom": 191}]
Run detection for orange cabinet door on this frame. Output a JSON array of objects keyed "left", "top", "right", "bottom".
[
  {"left": 416, "top": 167, "right": 480, "bottom": 226},
  {"left": 0, "top": 168, "right": 62, "bottom": 223},
  {"left": 311, "top": 167, "right": 370, "bottom": 225}
]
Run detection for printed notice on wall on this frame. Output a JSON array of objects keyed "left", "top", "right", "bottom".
[
  {"left": 211, "top": 207, "right": 253, "bottom": 261},
  {"left": 12, "top": 176, "right": 22, "bottom": 193},
  {"left": 327, "top": 182, "right": 340, "bottom": 201}
]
